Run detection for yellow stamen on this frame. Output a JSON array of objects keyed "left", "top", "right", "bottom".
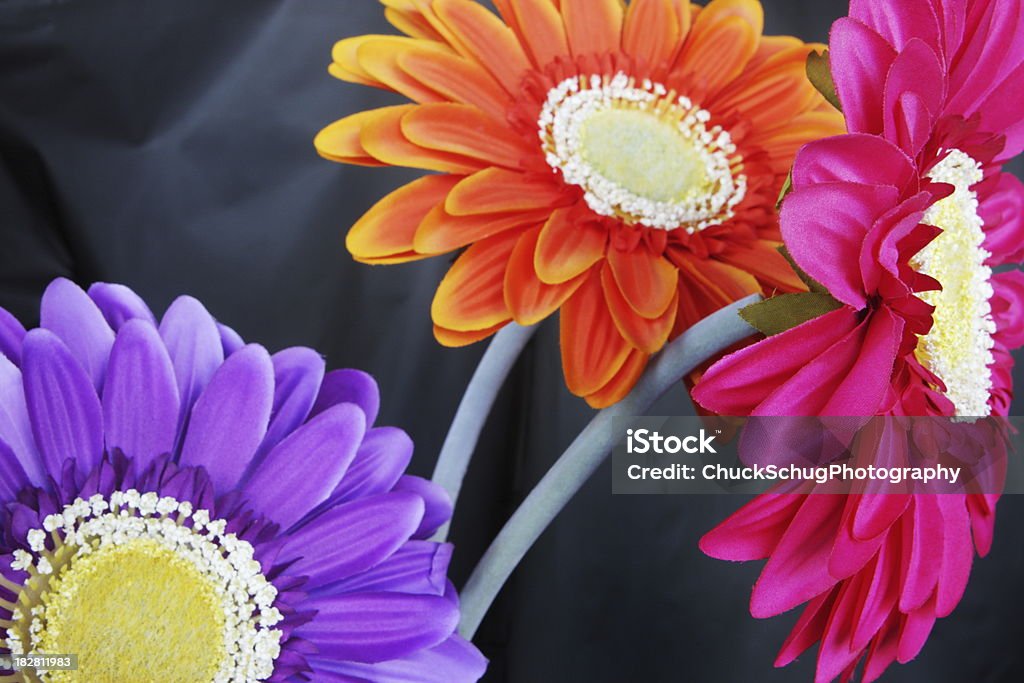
[{"left": 914, "top": 149, "right": 996, "bottom": 416}]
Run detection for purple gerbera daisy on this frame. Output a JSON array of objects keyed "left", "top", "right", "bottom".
[{"left": 0, "top": 279, "right": 486, "bottom": 682}]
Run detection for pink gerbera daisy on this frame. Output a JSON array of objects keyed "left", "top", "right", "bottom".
[{"left": 691, "top": 1, "right": 1024, "bottom": 680}]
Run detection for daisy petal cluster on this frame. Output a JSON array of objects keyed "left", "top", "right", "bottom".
[
  {"left": 0, "top": 279, "right": 486, "bottom": 683},
  {"left": 693, "top": 0, "right": 1024, "bottom": 680},
  {"left": 316, "top": 0, "right": 844, "bottom": 407}
]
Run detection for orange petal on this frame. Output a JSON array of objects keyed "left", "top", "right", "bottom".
[
  {"left": 534, "top": 207, "right": 608, "bottom": 285},
  {"left": 415, "top": 204, "right": 550, "bottom": 254},
  {"left": 346, "top": 175, "right": 461, "bottom": 263},
  {"left": 747, "top": 34, "right": 805, "bottom": 70},
  {"left": 718, "top": 243, "right": 806, "bottom": 292},
  {"left": 385, "top": 7, "right": 447, "bottom": 41},
  {"left": 434, "top": 321, "right": 509, "bottom": 347},
  {"left": 711, "top": 45, "right": 820, "bottom": 130},
  {"left": 356, "top": 37, "right": 452, "bottom": 103},
  {"left": 675, "top": 254, "right": 760, "bottom": 329},
  {"left": 560, "top": 269, "right": 632, "bottom": 396},
  {"left": 750, "top": 109, "right": 846, "bottom": 164},
  {"left": 675, "top": 0, "right": 762, "bottom": 96},
  {"left": 431, "top": 0, "right": 533, "bottom": 94},
  {"left": 510, "top": 0, "right": 570, "bottom": 67},
  {"left": 607, "top": 246, "right": 679, "bottom": 318},
  {"left": 360, "top": 106, "right": 483, "bottom": 173},
  {"left": 398, "top": 49, "right": 511, "bottom": 119},
  {"left": 431, "top": 230, "right": 520, "bottom": 331},
  {"left": 331, "top": 36, "right": 385, "bottom": 85},
  {"left": 315, "top": 107, "right": 409, "bottom": 166},
  {"left": 505, "top": 225, "right": 588, "bottom": 326},
  {"left": 601, "top": 264, "right": 678, "bottom": 354},
  {"left": 445, "top": 167, "right": 570, "bottom": 215},
  {"left": 401, "top": 103, "right": 532, "bottom": 169},
  {"left": 585, "top": 349, "right": 648, "bottom": 408},
  {"left": 623, "top": 0, "right": 680, "bottom": 68},
  {"left": 561, "top": 0, "right": 624, "bottom": 56}
]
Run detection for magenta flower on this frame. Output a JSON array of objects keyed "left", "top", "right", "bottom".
[
  {"left": 692, "top": 1, "right": 1024, "bottom": 680},
  {"left": 0, "top": 279, "right": 486, "bottom": 682}
]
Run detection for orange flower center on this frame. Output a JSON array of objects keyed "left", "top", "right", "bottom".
[{"left": 538, "top": 72, "right": 746, "bottom": 233}]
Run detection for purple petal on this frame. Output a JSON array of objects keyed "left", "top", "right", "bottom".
[
  {"left": 40, "top": 278, "right": 115, "bottom": 392},
  {"left": 0, "top": 438, "right": 29, "bottom": 500},
  {"left": 280, "top": 492, "right": 423, "bottom": 589},
  {"left": 310, "top": 636, "right": 487, "bottom": 683},
  {"left": 87, "top": 283, "right": 157, "bottom": 330},
  {"left": 242, "top": 403, "right": 365, "bottom": 529},
  {"left": 392, "top": 476, "right": 453, "bottom": 540},
  {"left": 300, "top": 591, "right": 459, "bottom": 663},
  {"left": 252, "top": 347, "right": 326, "bottom": 467},
  {"left": 218, "top": 322, "right": 245, "bottom": 357},
  {"left": 22, "top": 329, "right": 104, "bottom": 480},
  {"left": 0, "top": 307, "right": 26, "bottom": 367},
  {"left": 103, "top": 320, "right": 181, "bottom": 472},
  {"left": 0, "top": 354, "right": 45, "bottom": 485},
  {"left": 312, "top": 369, "right": 380, "bottom": 426},
  {"left": 159, "top": 296, "right": 225, "bottom": 429},
  {"left": 326, "top": 541, "right": 453, "bottom": 597},
  {"left": 180, "top": 344, "right": 273, "bottom": 492},
  {"left": 331, "top": 427, "right": 413, "bottom": 504}
]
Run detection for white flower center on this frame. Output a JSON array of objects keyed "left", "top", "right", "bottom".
[
  {"left": 914, "top": 149, "right": 996, "bottom": 417},
  {"left": 1, "top": 491, "right": 282, "bottom": 682},
  {"left": 538, "top": 72, "right": 746, "bottom": 232}
]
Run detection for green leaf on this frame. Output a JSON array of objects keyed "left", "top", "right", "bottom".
[
  {"left": 739, "top": 292, "right": 842, "bottom": 337},
  {"left": 776, "top": 170, "right": 793, "bottom": 209},
  {"left": 806, "top": 49, "right": 842, "bottom": 112},
  {"left": 777, "top": 245, "right": 829, "bottom": 295}
]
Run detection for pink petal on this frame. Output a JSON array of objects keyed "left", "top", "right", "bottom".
[
  {"left": 863, "top": 613, "right": 901, "bottom": 682},
  {"left": 851, "top": 539, "right": 900, "bottom": 651},
  {"left": 882, "top": 40, "right": 944, "bottom": 157},
  {"left": 990, "top": 271, "right": 1024, "bottom": 350},
  {"left": 781, "top": 182, "right": 899, "bottom": 309},
  {"left": 830, "top": 18, "right": 896, "bottom": 135},
  {"left": 898, "top": 496, "right": 943, "bottom": 613},
  {"left": 700, "top": 493, "right": 805, "bottom": 561},
  {"left": 896, "top": 593, "right": 937, "bottom": 663},
  {"left": 776, "top": 590, "right": 837, "bottom": 667},
  {"left": 934, "top": 494, "right": 973, "bottom": 618},
  {"left": 751, "top": 495, "right": 846, "bottom": 618},
  {"left": 792, "top": 134, "right": 916, "bottom": 192},
  {"left": 981, "top": 172, "right": 1024, "bottom": 265},
  {"left": 849, "top": 0, "right": 941, "bottom": 51},
  {"left": 692, "top": 308, "right": 861, "bottom": 416},
  {"left": 821, "top": 306, "right": 903, "bottom": 414}
]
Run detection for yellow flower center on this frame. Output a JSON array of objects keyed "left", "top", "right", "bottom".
[
  {"left": 2, "top": 491, "right": 283, "bottom": 682},
  {"left": 579, "top": 109, "right": 710, "bottom": 203},
  {"left": 538, "top": 73, "right": 746, "bottom": 232},
  {"left": 913, "top": 149, "right": 996, "bottom": 417},
  {"left": 34, "top": 540, "right": 225, "bottom": 683}
]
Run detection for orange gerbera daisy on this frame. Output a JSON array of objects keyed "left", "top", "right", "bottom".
[{"left": 316, "top": 0, "right": 843, "bottom": 407}]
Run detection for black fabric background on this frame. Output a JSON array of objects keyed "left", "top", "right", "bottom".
[{"left": 1, "top": 1, "right": 1021, "bottom": 681}]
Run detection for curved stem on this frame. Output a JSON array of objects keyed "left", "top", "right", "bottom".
[
  {"left": 458, "top": 295, "right": 759, "bottom": 638},
  {"left": 432, "top": 323, "right": 538, "bottom": 541}
]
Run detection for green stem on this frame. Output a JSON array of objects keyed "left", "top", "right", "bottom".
[
  {"left": 458, "top": 295, "right": 759, "bottom": 638},
  {"left": 432, "top": 323, "right": 538, "bottom": 541}
]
